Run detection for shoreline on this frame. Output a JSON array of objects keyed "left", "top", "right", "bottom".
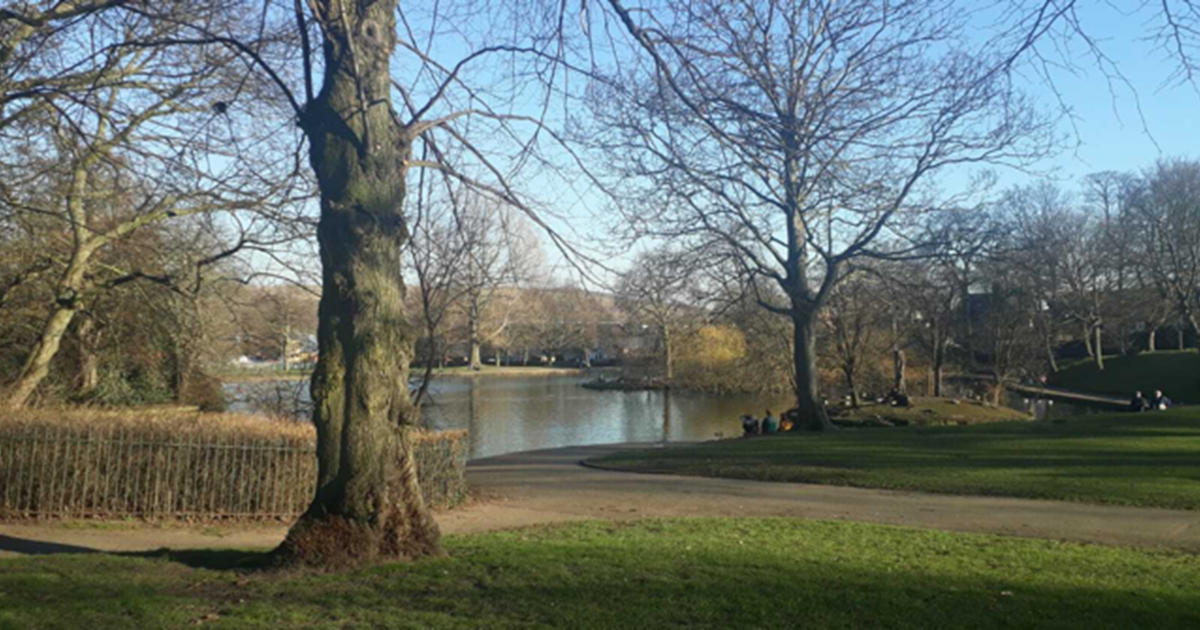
[
  {"left": 428, "top": 366, "right": 593, "bottom": 378},
  {"left": 218, "top": 366, "right": 602, "bottom": 384}
]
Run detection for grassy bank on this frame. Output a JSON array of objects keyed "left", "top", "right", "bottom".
[
  {"left": 591, "top": 409, "right": 1200, "bottom": 510},
  {"left": 1050, "top": 350, "right": 1200, "bottom": 403},
  {"left": 833, "top": 396, "right": 1030, "bottom": 426},
  {"left": 4, "top": 518, "right": 1200, "bottom": 629}
]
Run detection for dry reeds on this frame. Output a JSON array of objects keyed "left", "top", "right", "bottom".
[{"left": 0, "top": 409, "right": 468, "bottom": 520}]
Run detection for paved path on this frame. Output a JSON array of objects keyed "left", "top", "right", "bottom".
[{"left": 3, "top": 443, "right": 1199, "bottom": 558}]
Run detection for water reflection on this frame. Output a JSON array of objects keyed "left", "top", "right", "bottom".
[
  {"left": 223, "top": 376, "right": 1122, "bottom": 460},
  {"left": 383, "top": 376, "right": 792, "bottom": 459},
  {"left": 1004, "top": 391, "right": 1111, "bottom": 420}
]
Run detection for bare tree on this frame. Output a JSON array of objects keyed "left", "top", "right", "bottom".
[
  {"left": 822, "top": 270, "right": 884, "bottom": 408},
  {"left": 615, "top": 247, "right": 697, "bottom": 381},
  {"left": 875, "top": 259, "right": 960, "bottom": 397},
  {"left": 449, "top": 195, "right": 539, "bottom": 370},
  {"left": 1, "top": 4, "right": 289, "bottom": 408},
  {"left": 1129, "top": 159, "right": 1200, "bottom": 341},
  {"left": 974, "top": 267, "right": 1043, "bottom": 404},
  {"left": 132, "top": 0, "right": 591, "bottom": 567},
  {"left": 1007, "top": 184, "right": 1108, "bottom": 370},
  {"left": 590, "top": 0, "right": 1053, "bottom": 429}
]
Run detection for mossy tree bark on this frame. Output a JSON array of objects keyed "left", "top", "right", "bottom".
[{"left": 276, "top": 0, "right": 441, "bottom": 567}]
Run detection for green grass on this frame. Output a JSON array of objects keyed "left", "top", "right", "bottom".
[
  {"left": 4, "top": 518, "right": 1200, "bottom": 629},
  {"left": 1050, "top": 350, "right": 1200, "bottom": 403},
  {"left": 834, "top": 396, "right": 1030, "bottom": 426},
  {"left": 592, "top": 409, "right": 1200, "bottom": 510}
]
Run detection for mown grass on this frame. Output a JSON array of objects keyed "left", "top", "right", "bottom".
[
  {"left": 592, "top": 408, "right": 1200, "bottom": 510},
  {"left": 1050, "top": 350, "right": 1200, "bottom": 404},
  {"left": 833, "top": 396, "right": 1030, "bottom": 426},
  {"left": 3, "top": 518, "right": 1200, "bottom": 629}
]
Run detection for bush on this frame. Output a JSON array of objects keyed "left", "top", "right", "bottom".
[{"left": 81, "top": 366, "right": 174, "bottom": 407}]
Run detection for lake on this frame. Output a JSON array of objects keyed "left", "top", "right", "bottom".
[{"left": 224, "top": 375, "right": 794, "bottom": 459}]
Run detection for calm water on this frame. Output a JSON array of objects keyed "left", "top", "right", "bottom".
[{"left": 225, "top": 375, "right": 794, "bottom": 459}]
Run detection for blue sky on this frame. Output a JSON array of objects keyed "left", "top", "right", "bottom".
[
  {"left": 540, "top": 2, "right": 1200, "bottom": 281},
  {"left": 258, "top": 3, "right": 1200, "bottom": 285},
  {"left": 974, "top": 2, "right": 1198, "bottom": 188}
]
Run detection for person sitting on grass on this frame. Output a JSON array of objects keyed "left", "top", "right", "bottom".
[
  {"left": 1129, "top": 391, "right": 1149, "bottom": 412},
  {"left": 884, "top": 388, "right": 911, "bottom": 408},
  {"left": 762, "top": 409, "right": 779, "bottom": 434},
  {"left": 1152, "top": 390, "right": 1173, "bottom": 411},
  {"left": 741, "top": 415, "right": 760, "bottom": 437}
]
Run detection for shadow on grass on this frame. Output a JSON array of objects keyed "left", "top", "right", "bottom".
[
  {"left": 0, "top": 533, "right": 275, "bottom": 572},
  {"left": 123, "top": 546, "right": 276, "bottom": 571},
  {"left": 0, "top": 534, "right": 97, "bottom": 555},
  {"left": 5, "top": 520, "right": 1200, "bottom": 629}
]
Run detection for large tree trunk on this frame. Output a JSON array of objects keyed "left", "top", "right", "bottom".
[
  {"left": 1148, "top": 327, "right": 1157, "bottom": 352},
  {"left": 792, "top": 310, "right": 833, "bottom": 430},
  {"left": 1094, "top": 325, "right": 1104, "bottom": 371},
  {"left": 277, "top": 0, "right": 440, "bottom": 567},
  {"left": 1082, "top": 322, "right": 1094, "bottom": 358}
]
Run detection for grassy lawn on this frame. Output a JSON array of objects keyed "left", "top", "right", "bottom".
[
  {"left": 4, "top": 518, "right": 1200, "bottom": 629},
  {"left": 592, "top": 409, "right": 1200, "bottom": 510},
  {"left": 833, "top": 396, "right": 1030, "bottom": 427},
  {"left": 1050, "top": 350, "right": 1200, "bottom": 404}
]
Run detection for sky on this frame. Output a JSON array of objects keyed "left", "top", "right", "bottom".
[
  {"left": 535, "top": 2, "right": 1200, "bottom": 280},
  {"left": 247, "top": 2, "right": 1200, "bottom": 287},
  {"left": 994, "top": 3, "right": 1199, "bottom": 187}
]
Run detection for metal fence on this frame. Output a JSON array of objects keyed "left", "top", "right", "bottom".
[{"left": 0, "top": 425, "right": 468, "bottom": 520}]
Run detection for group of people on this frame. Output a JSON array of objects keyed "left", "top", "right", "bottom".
[
  {"left": 1130, "top": 390, "right": 1173, "bottom": 412},
  {"left": 741, "top": 409, "right": 794, "bottom": 437}
]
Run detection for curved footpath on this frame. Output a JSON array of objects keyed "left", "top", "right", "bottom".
[{"left": 3, "top": 442, "right": 1199, "bottom": 558}]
